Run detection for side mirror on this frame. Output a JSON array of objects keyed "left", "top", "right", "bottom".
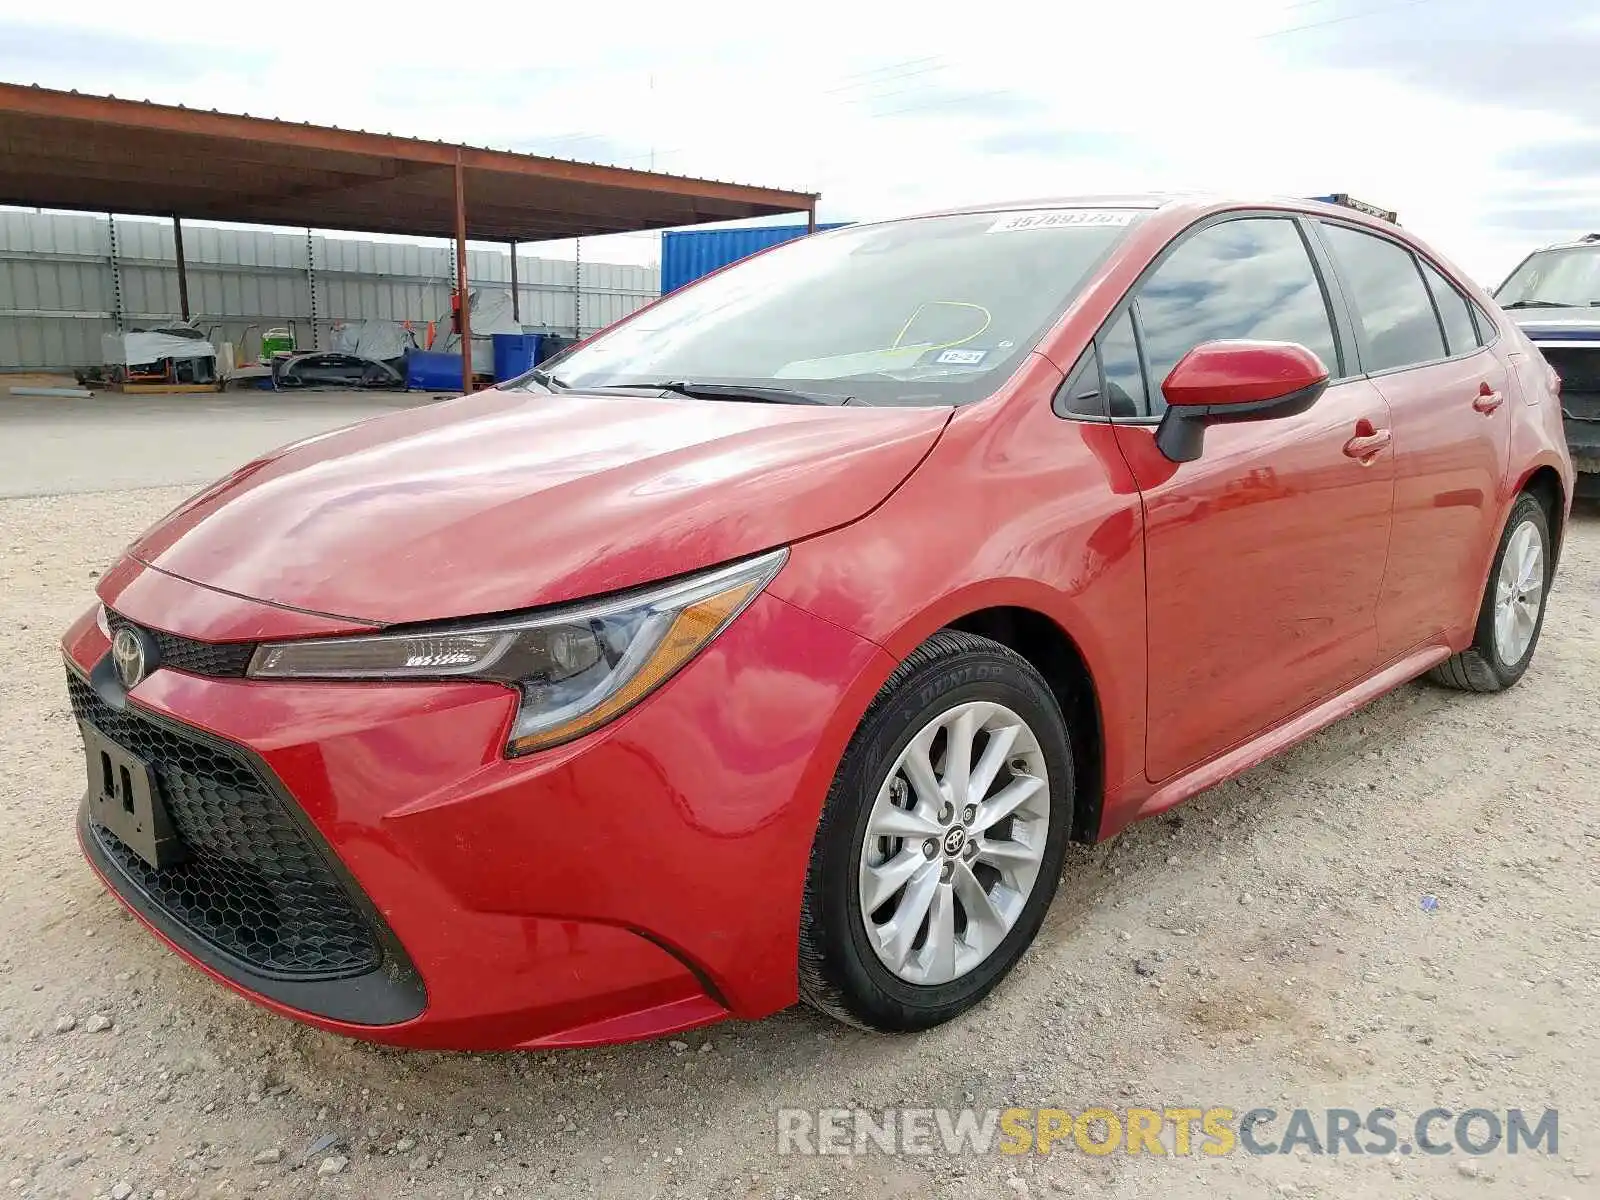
[{"left": 1154, "top": 340, "right": 1329, "bottom": 463}]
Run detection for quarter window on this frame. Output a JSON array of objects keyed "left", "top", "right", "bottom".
[
  {"left": 1135, "top": 218, "right": 1342, "bottom": 412},
  {"left": 1054, "top": 343, "right": 1105, "bottom": 418},
  {"left": 1320, "top": 223, "right": 1446, "bottom": 372},
  {"left": 1100, "top": 310, "right": 1148, "bottom": 418},
  {"left": 1419, "top": 259, "right": 1482, "bottom": 356}
]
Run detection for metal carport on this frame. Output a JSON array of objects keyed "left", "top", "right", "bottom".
[{"left": 0, "top": 82, "right": 819, "bottom": 392}]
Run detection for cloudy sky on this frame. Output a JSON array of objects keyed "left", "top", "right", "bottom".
[{"left": 4, "top": 0, "right": 1598, "bottom": 284}]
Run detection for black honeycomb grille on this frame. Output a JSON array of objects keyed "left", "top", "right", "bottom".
[
  {"left": 68, "top": 671, "right": 381, "bottom": 980},
  {"left": 105, "top": 609, "right": 256, "bottom": 678}
]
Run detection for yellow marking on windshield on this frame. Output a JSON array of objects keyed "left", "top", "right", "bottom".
[{"left": 889, "top": 301, "right": 993, "bottom": 352}]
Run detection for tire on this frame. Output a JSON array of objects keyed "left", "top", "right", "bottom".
[
  {"left": 1428, "top": 491, "right": 1553, "bottom": 693},
  {"left": 798, "top": 631, "right": 1074, "bottom": 1032}
]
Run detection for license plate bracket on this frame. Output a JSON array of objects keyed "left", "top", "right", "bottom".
[{"left": 80, "top": 721, "right": 188, "bottom": 869}]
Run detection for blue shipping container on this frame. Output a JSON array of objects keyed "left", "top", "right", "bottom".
[{"left": 660, "top": 223, "right": 851, "bottom": 294}]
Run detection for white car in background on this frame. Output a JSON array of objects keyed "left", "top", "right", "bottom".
[{"left": 1494, "top": 232, "right": 1600, "bottom": 497}]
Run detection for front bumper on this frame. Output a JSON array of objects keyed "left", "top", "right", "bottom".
[
  {"left": 1565, "top": 412, "right": 1600, "bottom": 495},
  {"left": 64, "top": 560, "right": 892, "bottom": 1049}
]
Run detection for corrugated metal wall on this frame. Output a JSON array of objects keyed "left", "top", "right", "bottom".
[{"left": 0, "top": 211, "right": 660, "bottom": 372}]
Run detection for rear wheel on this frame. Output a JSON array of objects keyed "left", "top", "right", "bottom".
[
  {"left": 798, "top": 632, "right": 1073, "bottom": 1032},
  {"left": 1428, "top": 492, "right": 1552, "bottom": 692}
]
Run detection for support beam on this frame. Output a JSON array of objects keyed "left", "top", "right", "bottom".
[
  {"left": 807, "top": 207, "right": 817, "bottom": 234},
  {"left": 455, "top": 153, "right": 472, "bottom": 395},
  {"left": 172, "top": 214, "right": 189, "bottom": 320},
  {"left": 509, "top": 241, "right": 519, "bottom": 323}
]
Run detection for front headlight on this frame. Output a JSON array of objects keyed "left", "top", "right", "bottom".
[{"left": 247, "top": 548, "right": 788, "bottom": 754}]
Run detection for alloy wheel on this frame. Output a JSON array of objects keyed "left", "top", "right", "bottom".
[
  {"left": 1493, "top": 518, "right": 1545, "bottom": 666},
  {"left": 857, "top": 701, "right": 1050, "bottom": 985}
]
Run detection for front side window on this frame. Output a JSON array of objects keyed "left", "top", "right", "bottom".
[
  {"left": 538, "top": 210, "right": 1146, "bottom": 408},
  {"left": 1418, "top": 259, "right": 1482, "bottom": 356},
  {"left": 1320, "top": 223, "right": 1446, "bottom": 372},
  {"left": 1495, "top": 246, "right": 1600, "bottom": 310},
  {"left": 1135, "top": 217, "right": 1342, "bottom": 400}
]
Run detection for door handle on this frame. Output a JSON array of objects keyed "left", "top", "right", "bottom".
[
  {"left": 1343, "top": 419, "right": 1391, "bottom": 461},
  {"left": 1472, "top": 383, "right": 1504, "bottom": 414}
]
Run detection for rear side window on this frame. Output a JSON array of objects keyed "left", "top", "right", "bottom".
[
  {"left": 1135, "top": 217, "right": 1342, "bottom": 401},
  {"left": 1470, "top": 301, "right": 1498, "bottom": 344},
  {"left": 1418, "top": 259, "right": 1482, "bottom": 355},
  {"left": 1320, "top": 224, "right": 1446, "bottom": 372}
]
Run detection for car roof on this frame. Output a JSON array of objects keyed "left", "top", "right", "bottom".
[
  {"left": 861, "top": 191, "right": 1404, "bottom": 229},
  {"left": 1525, "top": 232, "right": 1600, "bottom": 253}
]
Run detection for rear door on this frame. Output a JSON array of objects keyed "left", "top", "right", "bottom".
[
  {"left": 1313, "top": 222, "right": 1512, "bottom": 657},
  {"left": 1102, "top": 214, "right": 1396, "bottom": 783}
]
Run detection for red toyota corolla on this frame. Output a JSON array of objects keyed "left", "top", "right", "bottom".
[{"left": 63, "top": 194, "right": 1573, "bottom": 1050}]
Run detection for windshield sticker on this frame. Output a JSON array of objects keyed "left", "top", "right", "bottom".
[
  {"left": 988, "top": 210, "right": 1135, "bottom": 233},
  {"left": 935, "top": 349, "right": 987, "bottom": 365}
]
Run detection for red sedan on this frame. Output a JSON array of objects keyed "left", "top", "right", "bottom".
[{"left": 62, "top": 194, "right": 1573, "bottom": 1049}]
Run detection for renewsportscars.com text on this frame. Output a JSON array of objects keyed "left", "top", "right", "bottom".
[{"left": 776, "top": 1106, "right": 1559, "bottom": 1158}]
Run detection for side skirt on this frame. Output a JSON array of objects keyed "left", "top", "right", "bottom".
[{"left": 1128, "top": 640, "right": 1454, "bottom": 824}]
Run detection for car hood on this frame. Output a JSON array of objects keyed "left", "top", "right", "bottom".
[
  {"left": 128, "top": 388, "right": 951, "bottom": 625},
  {"left": 1506, "top": 306, "right": 1600, "bottom": 339}
]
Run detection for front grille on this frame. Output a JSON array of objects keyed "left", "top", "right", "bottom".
[
  {"left": 68, "top": 671, "right": 381, "bottom": 979},
  {"left": 105, "top": 609, "right": 256, "bottom": 678}
]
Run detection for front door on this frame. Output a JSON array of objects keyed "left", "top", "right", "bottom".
[{"left": 1105, "top": 214, "right": 1397, "bottom": 783}]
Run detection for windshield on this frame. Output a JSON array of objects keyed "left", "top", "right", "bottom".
[
  {"left": 532, "top": 209, "right": 1146, "bottom": 407},
  {"left": 1495, "top": 246, "right": 1600, "bottom": 309}
]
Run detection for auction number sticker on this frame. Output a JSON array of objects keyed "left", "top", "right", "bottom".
[{"left": 988, "top": 210, "right": 1135, "bottom": 233}]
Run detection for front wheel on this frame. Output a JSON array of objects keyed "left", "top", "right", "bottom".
[
  {"left": 798, "top": 632, "right": 1074, "bottom": 1032},
  {"left": 1429, "top": 491, "right": 1553, "bottom": 693}
]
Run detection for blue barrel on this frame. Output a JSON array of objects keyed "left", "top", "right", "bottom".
[{"left": 492, "top": 333, "right": 541, "bottom": 382}]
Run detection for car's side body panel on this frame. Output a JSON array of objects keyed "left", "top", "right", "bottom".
[
  {"left": 766, "top": 352, "right": 1152, "bottom": 808},
  {"left": 1366, "top": 348, "right": 1513, "bottom": 657},
  {"left": 1109, "top": 377, "right": 1396, "bottom": 784}
]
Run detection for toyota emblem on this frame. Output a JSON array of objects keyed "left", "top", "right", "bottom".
[{"left": 111, "top": 627, "right": 148, "bottom": 690}]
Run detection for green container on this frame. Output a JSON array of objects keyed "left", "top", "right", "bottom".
[{"left": 260, "top": 327, "right": 296, "bottom": 361}]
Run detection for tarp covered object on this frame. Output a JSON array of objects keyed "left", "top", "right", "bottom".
[
  {"left": 102, "top": 330, "right": 217, "bottom": 364},
  {"left": 432, "top": 289, "right": 524, "bottom": 359},
  {"left": 330, "top": 320, "right": 417, "bottom": 362}
]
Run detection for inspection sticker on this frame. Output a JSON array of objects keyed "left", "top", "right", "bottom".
[
  {"left": 988, "top": 209, "right": 1135, "bottom": 233},
  {"left": 936, "top": 349, "right": 987, "bottom": 365}
]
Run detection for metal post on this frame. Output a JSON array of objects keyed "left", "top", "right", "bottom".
[
  {"left": 573, "top": 238, "right": 582, "bottom": 339},
  {"left": 807, "top": 206, "right": 817, "bottom": 234},
  {"left": 172, "top": 215, "right": 190, "bottom": 321},
  {"left": 305, "top": 229, "right": 319, "bottom": 349},
  {"left": 455, "top": 154, "right": 472, "bottom": 394},
  {"left": 107, "top": 213, "right": 124, "bottom": 332},
  {"left": 508, "top": 241, "right": 519, "bottom": 323}
]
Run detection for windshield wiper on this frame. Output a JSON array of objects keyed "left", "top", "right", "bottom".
[
  {"left": 1501, "top": 299, "right": 1577, "bottom": 310},
  {"left": 586, "top": 380, "right": 852, "bottom": 406},
  {"left": 525, "top": 368, "right": 568, "bottom": 390}
]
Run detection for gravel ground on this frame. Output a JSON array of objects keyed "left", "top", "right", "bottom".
[{"left": 1, "top": 483, "right": 1596, "bottom": 1200}]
